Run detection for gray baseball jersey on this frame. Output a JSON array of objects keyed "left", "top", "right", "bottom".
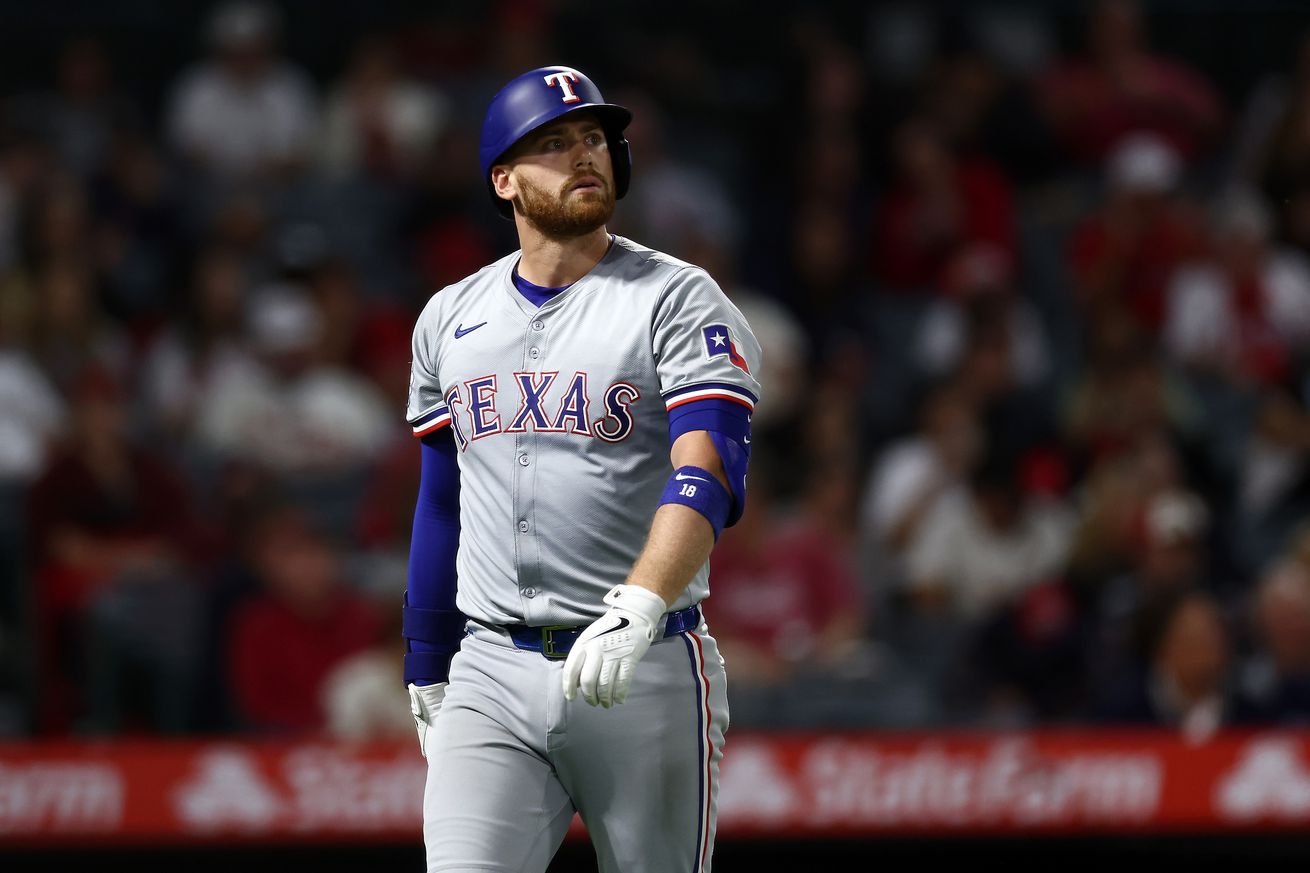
[{"left": 405, "top": 234, "right": 762, "bottom": 627}]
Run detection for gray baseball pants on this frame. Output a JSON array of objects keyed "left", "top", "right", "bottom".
[{"left": 422, "top": 620, "right": 729, "bottom": 873}]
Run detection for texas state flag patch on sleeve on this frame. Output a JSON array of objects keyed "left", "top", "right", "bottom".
[{"left": 702, "top": 324, "right": 751, "bottom": 374}]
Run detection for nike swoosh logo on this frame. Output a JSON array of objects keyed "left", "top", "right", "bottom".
[
  {"left": 674, "top": 473, "right": 708, "bottom": 482},
  {"left": 604, "top": 617, "right": 631, "bottom": 634},
  {"left": 454, "top": 322, "right": 487, "bottom": 339}
]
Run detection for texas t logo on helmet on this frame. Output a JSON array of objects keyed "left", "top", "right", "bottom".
[
  {"left": 543, "top": 70, "right": 582, "bottom": 103},
  {"left": 479, "top": 65, "right": 633, "bottom": 218}
]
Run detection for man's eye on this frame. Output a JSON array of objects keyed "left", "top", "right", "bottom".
[
  {"left": 546, "top": 139, "right": 563, "bottom": 150},
  {"left": 586, "top": 133, "right": 604, "bottom": 146}
]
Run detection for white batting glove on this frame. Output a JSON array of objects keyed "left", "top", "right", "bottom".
[
  {"left": 562, "top": 584, "right": 667, "bottom": 708},
  {"left": 408, "top": 682, "right": 447, "bottom": 758}
]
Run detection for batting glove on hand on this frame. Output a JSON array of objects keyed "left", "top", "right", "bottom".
[
  {"left": 408, "top": 682, "right": 447, "bottom": 759},
  {"left": 562, "top": 584, "right": 666, "bottom": 708}
]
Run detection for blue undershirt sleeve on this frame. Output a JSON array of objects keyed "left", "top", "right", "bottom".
[{"left": 404, "top": 428, "right": 464, "bottom": 685}]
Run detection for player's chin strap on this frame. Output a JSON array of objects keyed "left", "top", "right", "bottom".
[{"left": 402, "top": 593, "right": 467, "bottom": 685}]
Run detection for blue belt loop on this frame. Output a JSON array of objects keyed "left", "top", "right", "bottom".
[{"left": 503, "top": 604, "right": 701, "bottom": 659}]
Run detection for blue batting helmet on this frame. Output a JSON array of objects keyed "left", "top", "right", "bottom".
[{"left": 479, "top": 65, "right": 633, "bottom": 218}]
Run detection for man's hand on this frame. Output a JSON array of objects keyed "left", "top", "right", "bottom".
[
  {"left": 408, "top": 682, "right": 448, "bottom": 758},
  {"left": 562, "top": 584, "right": 667, "bottom": 708}
]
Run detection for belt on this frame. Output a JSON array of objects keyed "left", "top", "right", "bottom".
[{"left": 501, "top": 604, "right": 702, "bottom": 659}]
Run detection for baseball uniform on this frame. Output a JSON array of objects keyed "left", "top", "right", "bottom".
[{"left": 406, "top": 235, "right": 760, "bottom": 873}]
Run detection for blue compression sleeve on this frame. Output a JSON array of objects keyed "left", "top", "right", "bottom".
[
  {"left": 405, "top": 430, "right": 463, "bottom": 685},
  {"left": 667, "top": 397, "right": 752, "bottom": 527},
  {"left": 667, "top": 397, "right": 750, "bottom": 446}
]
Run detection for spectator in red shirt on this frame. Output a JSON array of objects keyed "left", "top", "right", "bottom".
[
  {"left": 26, "top": 366, "right": 207, "bottom": 733},
  {"left": 1038, "top": 0, "right": 1223, "bottom": 166},
  {"left": 1069, "top": 132, "right": 1204, "bottom": 333},
  {"left": 707, "top": 463, "right": 864, "bottom": 686},
  {"left": 872, "top": 118, "right": 1016, "bottom": 292},
  {"left": 226, "top": 506, "right": 381, "bottom": 733}
]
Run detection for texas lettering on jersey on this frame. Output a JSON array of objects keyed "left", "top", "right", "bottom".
[{"left": 443, "top": 371, "right": 639, "bottom": 449}]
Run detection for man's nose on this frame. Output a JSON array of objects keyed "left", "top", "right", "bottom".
[{"left": 573, "top": 139, "right": 596, "bottom": 166}]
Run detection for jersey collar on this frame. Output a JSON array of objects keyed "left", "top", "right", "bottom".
[{"left": 501, "top": 234, "right": 620, "bottom": 318}]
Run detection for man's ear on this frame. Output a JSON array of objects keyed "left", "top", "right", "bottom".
[{"left": 490, "top": 165, "right": 516, "bottom": 205}]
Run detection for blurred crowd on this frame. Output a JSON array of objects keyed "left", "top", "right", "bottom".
[{"left": 2, "top": 0, "right": 1310, "bottom": 740}]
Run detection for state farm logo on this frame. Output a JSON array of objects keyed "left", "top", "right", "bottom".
[
  {"left": 715, "top": 738, "right": 1162, "bottom": 829},
  {"left": 0, "top": 762, "right": 122, "bottom": 833},
  {"left": 1216, "top": 738, "right": 1310, "bottom": 821},
  {"left": 170, "top": 746, "right": 425, "bottom": 834},
  {"left": 281, "top": 746, "right": 424, "bottom": 830},
  {"left": 717, "top": 740, "right": 797, "bottom": 821},
  {"left": 173, "top": 749, "right": 283, "bottom": 832}
]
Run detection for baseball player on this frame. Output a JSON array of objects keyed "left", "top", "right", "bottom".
[{"left": 403, "top": 65, "right": 760, "bottom": 873}]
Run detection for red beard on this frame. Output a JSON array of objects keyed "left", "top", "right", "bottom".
[{"left": 515, "top": 172, "right": 615, "bottom": 239}]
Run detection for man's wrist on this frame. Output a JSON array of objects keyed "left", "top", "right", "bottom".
[{"left": 605, "top": 583, "right": 669, "bottom": 625}]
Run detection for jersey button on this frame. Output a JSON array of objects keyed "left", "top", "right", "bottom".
[
  {"left": 518, "top": 453, "right": 530, "bottom": 466},
  {"left": 528, "top": 347, "right": 540, "bottom": 360},
  {"left": 531, "top": 319, "right": 544, "bottom": 331},
  {"left": 518, "top": 520, "right": 529, "bottom": 533},
  {"left": 522, "top": 586, "right": 538, "bottom": 598}
]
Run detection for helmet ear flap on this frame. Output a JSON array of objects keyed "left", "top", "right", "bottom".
[{"left": 608, "top": 130, "right": 632, "bottom": 201}]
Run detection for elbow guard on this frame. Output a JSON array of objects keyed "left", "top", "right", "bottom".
[
  {"left": 667, "top": 397, "right": 752, "bottom": 528},
  {"left": 403, "top": 594, "right": 466, "bottom": 685},
  {"left": 708, "top": 429, "right": 750, "bottom": 528}
]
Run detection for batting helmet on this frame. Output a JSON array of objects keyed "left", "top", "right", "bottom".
[{"left": 480, "top": 65, "right": 633, "bottom": 218}]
